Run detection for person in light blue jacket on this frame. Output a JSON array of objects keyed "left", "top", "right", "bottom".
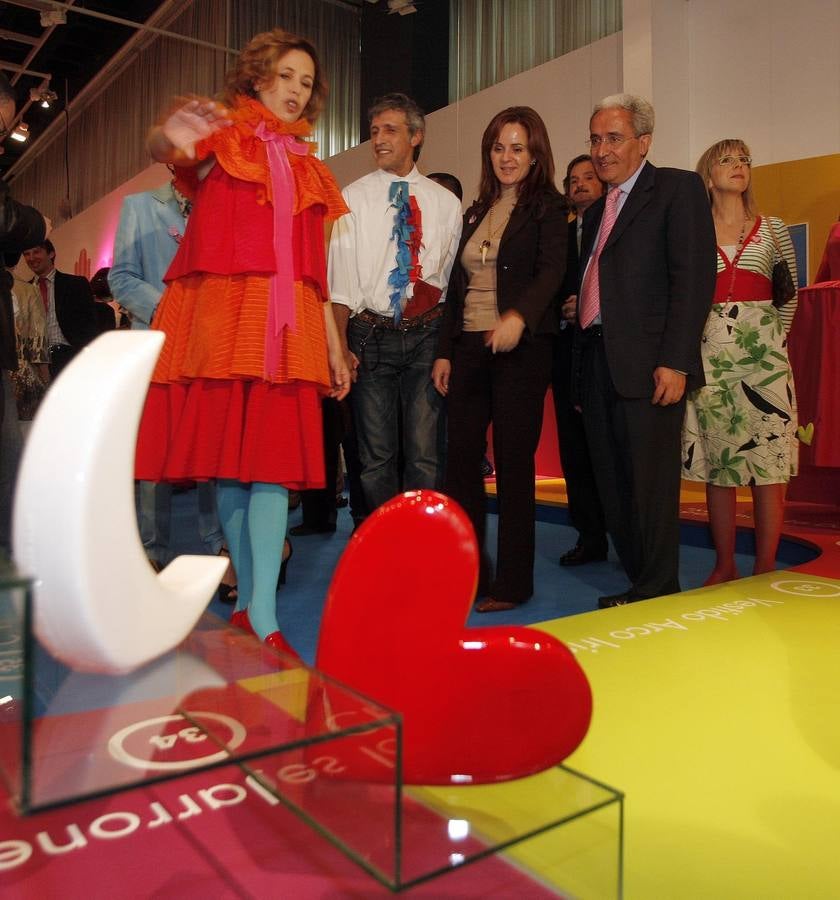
[
  {"left": 109, "top": 181, "right": 188, "bottom": 330},
  {"left": 109, "top": 180, "right": 229, "bottom": 580}
]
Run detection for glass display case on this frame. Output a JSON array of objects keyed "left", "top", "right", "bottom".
[{"left": 0, "top": 569, "right": 623, "bottom": 895}]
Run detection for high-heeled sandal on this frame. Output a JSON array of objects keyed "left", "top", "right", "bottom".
[
  {"left": 278, "top": 537, "right": 293, "bottom": 586},
  {"left": 475, "top": 597, "right": 518, "bottom": 613},
  {"left": 217, "top": 547, "right": 238, "bottom": 604}
]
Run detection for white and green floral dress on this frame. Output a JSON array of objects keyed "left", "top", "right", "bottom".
[{"left": 682, "top": 216, "right": 798, "bottom": 486}]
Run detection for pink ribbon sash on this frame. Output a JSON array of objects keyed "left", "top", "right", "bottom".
[{"left": 255, "top": 121, "right": 309, "bottom": 377}]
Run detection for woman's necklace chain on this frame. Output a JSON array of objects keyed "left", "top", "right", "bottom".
[
  {"left": 715, "top": 212, "right": 749, "bottom": 249},
  {"left": 735, "top": 216, "right": 749, "bottom": 249},
  {"left": 479, "top": 199, "right": 512, "bottom": 265},
  {"left": 721, "top": 216, "right": 751, "bottom": 304}
]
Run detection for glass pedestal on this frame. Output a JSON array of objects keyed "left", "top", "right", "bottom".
[{"left": 0, "top": 570, "right": 623, "bottom": 895}]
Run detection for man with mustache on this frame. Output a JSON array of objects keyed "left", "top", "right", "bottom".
[
  {"left": 551, "top": 155, "right": 609, "bottom": 568},
  {"left": 328, "top": 93, "right": 462, "bottom": 516}
]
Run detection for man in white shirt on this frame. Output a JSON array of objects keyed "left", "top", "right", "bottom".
[{"left": 328, "top": 93, "right": 462, "bottom": 514}]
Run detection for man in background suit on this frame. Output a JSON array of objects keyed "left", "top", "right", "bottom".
[
  {"left": 575, "top": 94, "right": 716, "bottom": 607},
  {"left": 552, "top": 154, "right": 608, "bottom": 567},
  {"left": 1, "top": 73, "right": 48, "bottom": 557},
  {"left": 22, "top": 239, "right": 98, "bottom": 378}
]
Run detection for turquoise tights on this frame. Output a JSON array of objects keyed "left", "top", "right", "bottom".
[{"left": 216, "top": 479, "right": 288, "bottom": 640}]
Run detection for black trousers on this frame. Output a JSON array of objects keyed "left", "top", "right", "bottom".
[
  {"left": 551, "top": 327, "right": 607, "bottom": 553},
  {"left": 445, "top": 331, "right": 553, "bottom": 605},
  {"left": 579, "top": 330, "right": 684, "bottom": 598},
  {"left": 298, "top": 398, "right": 366, "bottom": 528}
]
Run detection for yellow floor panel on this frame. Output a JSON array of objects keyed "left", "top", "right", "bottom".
[{"left": 442, "top": 572, "right": 840, "bottom": 898}]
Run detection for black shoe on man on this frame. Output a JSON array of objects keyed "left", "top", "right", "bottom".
[
  {"left": 598, "top": 590, "right": 643, "bottom": 609},
  {"left": 289, "top": 522, "right": 336, "bottom": 537},
  {"left": 560, "top": 542, "right": 608, "bottom": 567}
]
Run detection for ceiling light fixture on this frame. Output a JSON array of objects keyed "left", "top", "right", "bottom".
[
  {"left": 387, "top": 0, "right": 418, "bottom": 13},
  {"left": 10, "top": 122, "right": 30, "bottom": 142},
  {"left": 40, "top": 8, "right": 67, "bottom": 27},
  {"left": 30, "top": 87, "right": 58, "bottom": 109}
]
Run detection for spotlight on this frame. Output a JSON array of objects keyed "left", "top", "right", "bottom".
[
  {"left": 10, "top": 123, "right": 30, "bottom": 142},
  {"left": 30, "top": 87, "right": 58, "bottom": 109}
]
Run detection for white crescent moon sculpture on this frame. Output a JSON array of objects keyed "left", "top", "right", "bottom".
[{"left": 12, "top": 332, "right": 227, "bottom": 674}]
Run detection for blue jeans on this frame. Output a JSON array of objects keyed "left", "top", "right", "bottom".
[
  {"left": 348, "top": 316, "right": 445, "bottom": 513},
  {"left": 136, "top": 480, "right": 224, "bottom": 565}
]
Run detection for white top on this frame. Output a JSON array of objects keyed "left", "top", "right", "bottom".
[{"left": 328, "top": 166, "right": 463, "bottom": 317}]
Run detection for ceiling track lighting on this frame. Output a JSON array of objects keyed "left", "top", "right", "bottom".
[
  {"left": 40, "top": 8, "right": 67, "bottom": 27},
  {"left": 387, "top": 0, "right": 418, "bottom": 13},
  {"left": 30, "top": 86, "right": 59, "bottom": 109},
  {"left": 10, "top": 122, "right": 30, "bottom": 142}
]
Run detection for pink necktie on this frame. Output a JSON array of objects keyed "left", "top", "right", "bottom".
[
  {"left": 254, "top": 122, "right": 309, "bottom": 378},
  {"left": 38, "top": 276, "right": 49, "bottom": 313},
  {"left": 578, "top": 187, "right": 621, "bottom": 330}
]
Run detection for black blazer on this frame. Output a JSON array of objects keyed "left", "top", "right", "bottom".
[
  {"left": 53, "top": 270, "right": 99, "bottom": 350},
  {"left": 437, "top": 188, "right": 568, "bottom": 360},
  {"left": 559, "top": 218, "right": 580, "bottom": 304},
  {"left": 576, "top": 162, "right": 716, "bottom": 397}
]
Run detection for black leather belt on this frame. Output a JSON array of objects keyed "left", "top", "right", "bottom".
[{"left": 355, "top": 305, "right": 444, "bottom": 332}]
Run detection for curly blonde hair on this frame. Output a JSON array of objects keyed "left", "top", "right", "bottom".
[{"left": 222, "top": 28, "right": 327, "bottom": 124}]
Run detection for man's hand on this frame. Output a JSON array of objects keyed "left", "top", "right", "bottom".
[
  {"left": 344, "top": 347, "right": 360, "bottom": 383},
  {"left": 487, "top": 311, "right": 526, "bottom": 353},
  {"left": 328, "top": 344, "right": 351, "bottom": 401},
  {"left": 561, "top": 294, "right": 577, "bottom": 323},
  {"left": 432, "top": 358, "right": 451, "bottom": 396},
  {"left": 652, "top": 366, "right": 686, "bottom": 405}
]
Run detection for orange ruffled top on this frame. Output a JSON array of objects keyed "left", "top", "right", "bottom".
[{"left": 135, "top": 97, "right": 348, "bottom": 488}]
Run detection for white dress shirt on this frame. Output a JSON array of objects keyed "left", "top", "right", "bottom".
[{"left": 328, "top": 166, "right": 463, "bottom": 317}]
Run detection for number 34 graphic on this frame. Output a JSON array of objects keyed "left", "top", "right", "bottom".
[{"left": 108, "top": 712, "right": 246, "bottom": 772}]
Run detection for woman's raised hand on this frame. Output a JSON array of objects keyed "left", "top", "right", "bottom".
[{"left": 151, "top": 98, "right": 231, "bottom": 162}]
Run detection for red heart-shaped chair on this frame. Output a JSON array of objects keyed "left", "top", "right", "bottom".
[{"left": 314, "top": 491, "right": 592, "bottom": 785}]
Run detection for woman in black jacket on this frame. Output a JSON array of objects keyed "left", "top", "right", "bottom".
[{"left": 432, "top": 106, "right": 567, "bottom": 611}]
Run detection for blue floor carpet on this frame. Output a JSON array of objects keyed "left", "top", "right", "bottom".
[{"left": 171, "top": 490, "right": 818, "bottom": 665}]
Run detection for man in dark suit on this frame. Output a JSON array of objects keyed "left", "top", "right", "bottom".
[
  {"left": 22, "top": 239, "right": 98, "bottom": 378},
  {"left": 575, "top": 94, "right": 716, "bottom": 607},
  {"left": 552, "top": 154, "right": 609, "bottom": 567}
]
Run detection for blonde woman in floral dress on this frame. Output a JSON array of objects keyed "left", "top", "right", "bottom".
[{"left": 682, "top": 139, "right": 798, "bottom": 584}]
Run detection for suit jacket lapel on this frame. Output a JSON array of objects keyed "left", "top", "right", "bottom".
[
  {"left": 580, "top": 196, "right": 605, "bottom": 263},
  {"left": 498, "top": 200, "right": 529, "bottom": 251},
  {"left": 603, "top": 162, "right": 656, "bottom": 250},
  {"left": 460, "top": 208, "right": 482, "bottom": 250},
  {"left": 151, "top": 184, "right": 184, "bottom": 231}
]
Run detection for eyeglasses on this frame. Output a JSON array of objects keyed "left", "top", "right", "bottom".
[
  {"left": 717, "top": 155, "right": 752, "bottom": 167},
  {"left": 586, "top": 134, "right": 641, "bottom": 149}
]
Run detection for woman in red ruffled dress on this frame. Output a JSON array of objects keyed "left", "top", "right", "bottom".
[{"left": 136, "top": 29, "right": 350, "bottom": 655}]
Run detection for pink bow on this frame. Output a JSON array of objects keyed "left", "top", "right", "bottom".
[{"left": 255, "top": 121, "right": 309, "bottom": 377}]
